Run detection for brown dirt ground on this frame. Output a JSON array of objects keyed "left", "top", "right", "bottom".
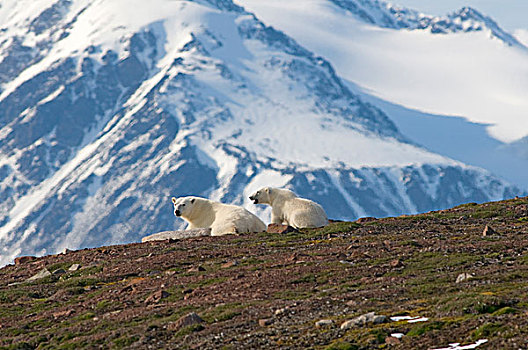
[{"left": 1, "top": 197, "right": 528, "bottom": 349}]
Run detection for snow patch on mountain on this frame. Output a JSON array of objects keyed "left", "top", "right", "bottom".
[{"left": 236, "top": 0, "right": 528, "bottom": 144}]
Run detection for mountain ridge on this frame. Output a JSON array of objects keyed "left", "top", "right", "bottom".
[
  {"left": 0, "top": 0, "right": 523, "bottom": 266},
  {"left": 328, "top": 0, "right": 525, "bottom": 48}
]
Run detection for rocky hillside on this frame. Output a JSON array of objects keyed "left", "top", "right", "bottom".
[{"left": 1, "top": 197, "right": 527, "bottom": 349}]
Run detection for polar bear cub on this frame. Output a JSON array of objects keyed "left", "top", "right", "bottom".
[
  {"left": 172, "top": 196, "right": 266, "bottom": 236},
  {"left": 249, "top": 187, "right": 328, "bottom": 229}
]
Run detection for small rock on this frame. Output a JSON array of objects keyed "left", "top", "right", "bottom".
[
  {"left": 345, "top": 300, "right": 357, "bottom": 307},
  {"left": 182, "top": 288, "right": 193, "bottom": 295},
  {"left": 482, "top": 225, "right": 497, "bottom": 237},
  {"left": 187, "top": 266, "right": 206, "bottom": 273},
  {"left": 356, "top": 217, "right": 376, "bottom": 223},
  {"left": 14, "top": 256, "right": 37, "bottom": 265},
  {"left": 340, "top": 319, "right": 356, "bottom": 330},
  {"left": 119, "top": 285, "right": 135, "bottom": 294},
  {"left": 275, "top": 308, "right": 287, "bottom": 316},
  {"left": 52, "top": 269, "right": 66, "bottom": 276},
  {"left": 372, "top": 315, "right": 388, "bottom": 324},
  {"left": 144, "top": 290, "right": 170, "bottom": 304},
  {"left": 456, "top": 272, "right": 474, "bottom": 283},
  {"left": 142, "top": 228, "right": 212, "bottom": 242},
  {"left": 385, "top": 336, "right": 401, "bottom": 345},
  {"left": 26, "top": 268, "right": 52, "bottom": 282},
  {"left": 266, "top": 224, "right": 297, "bottom": 234},
  {"left": 221, "top": 261, "right": 239, "bottom": 268},
  {"left": 68, "top": 264, "right": 81, "bottom": 271},
  {"left": 340, "top": 312, "right": 387, "bottom": 329},
  {"left": 390, "top": 259, "right": 403, "bottom": 268},
  {"left": 259, "top": 318, "right": 273, "bottom": 327},
  {"left": 168, "top": 312, "right": 203, "bottom": 331},
  {"left": 315, "top": 319, "right": 334, "bottom": 328},
  {"left": 61, "top": 248, "right": 72, "bottom": 255},
  {"left": 53, "top": 309, "right": 74, "bottom": 319},
  {"left": 336, "top": 253, "right": 347, "bottom": 260},
  {"left": 287, "top": 254, "right": 304, "bottom": 262}
]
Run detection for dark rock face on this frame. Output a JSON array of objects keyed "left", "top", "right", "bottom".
[{"left": 0, "top": 0, "right": 523, "bottom": 265}]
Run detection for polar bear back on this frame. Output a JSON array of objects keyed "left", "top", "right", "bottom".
[
  {"left": 211, "top": 202, "right": 266, "bottom": 235},
  {"left": 280, "top": 197, "right": 328, "bottom": 229}
]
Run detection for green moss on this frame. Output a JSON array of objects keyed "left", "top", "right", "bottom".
[
  {"left": 454, "top": 202, "right": 478, "bottom": 209},
  {"left": 491, "top": 306, "right": 517, "bottom": 316},
  {"left": 324, "top": 342, "right": 358, "bottom": 350},
  {"left": 472, "top": 323, "right": 505, "bottom": 340},
  {"left": 273, "top": 289, "right": 313, "bottom": 301},
  {"left": 74, "top": 312, "right": 96, "bottom": 321},
  {"left": 475, "top": 301, "right": 511, "bottom": 314},
  {"left": 189, "top": 277, "right": 228, "bottom": 289},
  {"left": 202, "top": 303, "right": 247, "bottom": 323},
  {"left": 407, "top": 321, "right": 445, "bottom": 337},
  {"left": 59, "top": 277, "right": 100, "bottom": 288},
  {"left": 46, "top": 262, "right": 74, "bottom": 273},
  {"left": 112, "top": 335, "right": 139, "bottom": 348},
  {"left": 173, "top": 324, "right": 204, "bottom": 338},
  {"left": 316, "top": 222, "right": 361, "bottom": 235},
  {"left": 291, "top": 273, "right": 317, "bottom": 284},
  {"left": 366, "top": 328, "right": 389, "bottom": 344},
  {"left": 0, "top": 290, "right": 26, "bottom": 304},
  {"left": 95, "top": 300, "right": 113, "bottom": 312},
  {"left": 1, "top": 342, "right": 34, "bottom": 350}
]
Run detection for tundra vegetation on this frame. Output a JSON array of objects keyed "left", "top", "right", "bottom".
[{"left": 1, "top": 197, "right": 527, "bottom": 349}]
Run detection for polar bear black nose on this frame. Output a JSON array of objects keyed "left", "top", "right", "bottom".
[{"left": 175, "top": 209, "right": 181, "bottom": 216}]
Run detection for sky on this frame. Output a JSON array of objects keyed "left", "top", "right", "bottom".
[{"left": 392, "top": 0, "right": 528, "bottom": 32}]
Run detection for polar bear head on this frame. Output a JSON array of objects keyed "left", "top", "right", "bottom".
[
  {"left": 249, "top": 187, "right": 272, "bottom": 205},
  {"left": 171, "top": 196, "right": 196, "bottom": 218}
]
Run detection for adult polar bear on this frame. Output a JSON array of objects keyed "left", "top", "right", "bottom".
[
  {"left": 249, "top": 187, "right": 328, "bottom": 229},
  {"left": 172, "top": 196, "right": 266, "bottom": 236}
]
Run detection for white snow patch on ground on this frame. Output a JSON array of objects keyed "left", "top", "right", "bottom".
[
  {"left": 390, "top": 315, "right": 429, "bottom": 323},
  {"left": 431, "top": 339, "right": 488, "bottom": 350}
]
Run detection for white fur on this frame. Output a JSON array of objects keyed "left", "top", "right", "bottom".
[
  {"left": 249, "top": 187, "right": 328, "bottom": 229},
  {"left": 171, "top": 196, "right": 266, "bottom": 236}
]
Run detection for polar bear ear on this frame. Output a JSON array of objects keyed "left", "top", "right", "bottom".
[
  {"left": 171, "top": 197, "right": 177, "bottom": 204},
  {"left": 190, "top": 198, "right": 195, "bottom": 203},
  {"left": 265, "top": 188, "right": 270, "bottom": 194}
]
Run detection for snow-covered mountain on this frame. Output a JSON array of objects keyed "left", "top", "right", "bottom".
[
  {"left": 0, "top": 0, "right": 522, "bottom": 265},
  {"left": 328, "top": 0, "right": 525, "bottom": 47},
  {"left": 237, "top": 0, "right": 528, "bottom": 188}
]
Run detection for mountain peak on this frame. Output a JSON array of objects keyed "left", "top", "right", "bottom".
[{"left": 327, "top": 0, "right": 524, "bottom": 48}]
